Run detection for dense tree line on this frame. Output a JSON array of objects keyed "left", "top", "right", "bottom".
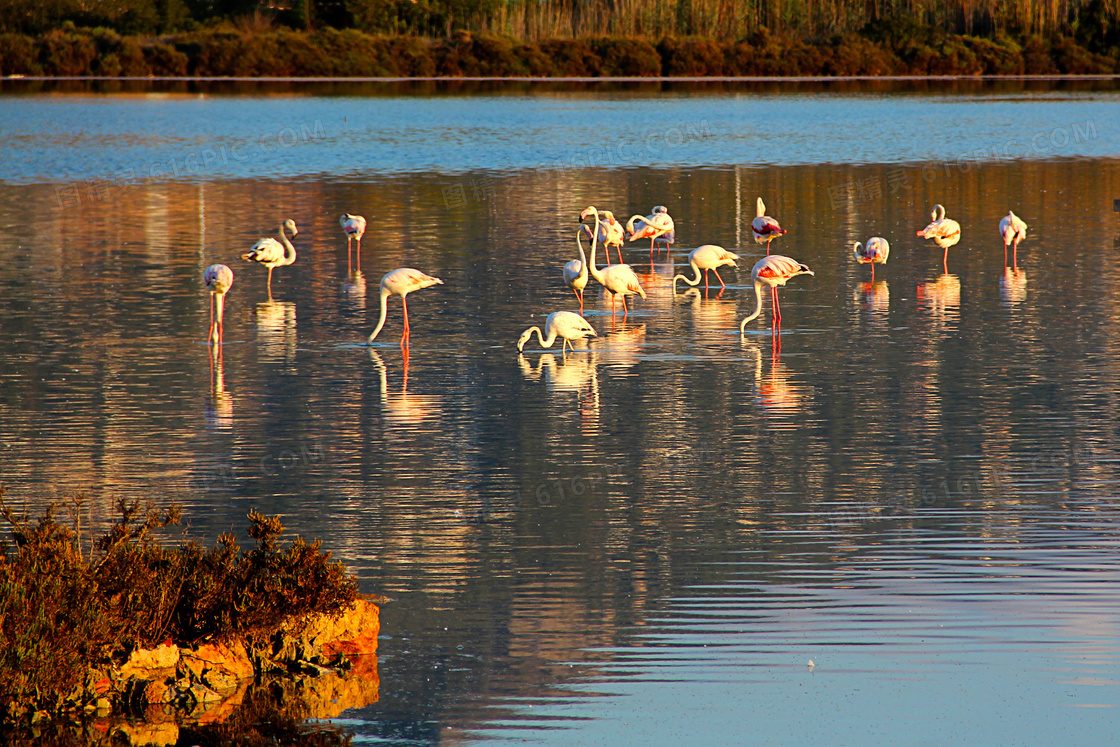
[{"left": 0, "top": 0, "right": 1118, "bottom": 49}]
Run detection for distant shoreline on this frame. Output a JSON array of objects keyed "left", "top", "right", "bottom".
[
  {"left": 3, "top": 28, "right": 1117, "bottom": 80},
  {"left": 6, "top": 74, "right": 1120, "bottom": 82}
]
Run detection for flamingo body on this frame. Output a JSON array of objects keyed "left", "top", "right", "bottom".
[
  {"left": 752, "top": 197, "right": 787, "bottom": 254},
  {"left": 367, "top": 267, "right": 444, "bottom": 346},
  {"left": 626, "top": 206, "right": 675, "bottom": 256},
  {"left": 203, "top": 263, "right": 234, "bottom": 344},
  {"left": 673, "top": 244, "right": 740, "bottom": 293},
  {"left": 580, "top": 206, "right": 646, "bottom": 317},
  {"left": 916, "top": 204, "right": 961, "bottom": 246},
  {"left": 853, "top": 237, "right": 890, "bottom": 281},
  {"left": 241, "top": 219, "right": 298, "bottom": 297},
  {"left": 341, "top": 213, "right": 367, "bottom": 269},
  {"left": 518, "top": 311, "right": 597, "bottom": 355},
  {"left": 582, "top": 210, "right": 625, "bottom": 265},
  {"left": 999, "top": 210, "right": 1028, "bottom": 266},
  {"left": 739, "top": 254, "right": 815, "bottom": 332}
]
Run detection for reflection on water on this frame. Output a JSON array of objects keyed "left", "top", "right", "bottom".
[
  {"left": 254, "top": 299, "right": 298, "bottom": 367},
  {"left": 1001, "top": 267, "right": 1028, "bottom": 306},
  {"left": 3, "top": 90, "right": 1120, "bottom": 744}
]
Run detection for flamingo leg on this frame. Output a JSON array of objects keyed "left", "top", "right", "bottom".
[
  {"left": 766, "top": 238, "right": 772, "bottom": 255},
  {"left": 870, "top": 263, "right": 875, "bottom": 283},
  {"left": 266, "top": 267, "right": 274, "bottom": 300},
  {"left": 400, "top": 294, "right": 411, "bottom": 347},
  {"left": 942, "top": 247, "right": 949, "bottom": 275},
  {"left": 208, "top": 293, "right": 216, "bottom": 345},
  {"left": 714, "top": 268, "right": 727, "bottom": 289},
  {"left": 771, "top": 287, "right": 782, "bottom": 321},
  {"left": 1012, "top": 239, "right": 1019, "bottom": 269},
  {"left": 621, "top": 294, "right": 629, "bottom": 318},
  {"left": 355, "top": 237, "right": 362, "bottom": 272},
  {"left": 704, "top": 269, "right": 710, "bottom": 295}
]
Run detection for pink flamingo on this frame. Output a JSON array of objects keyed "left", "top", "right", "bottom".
[
  {"left": 517, "top": 311, "right": 597, "bottom": 355},
  {"left": 916, "top": 204, "right": 961, "bottom": 271},
  {"left": 626, "top": 205, "right": 675, "bottom": 259},
  {"left": 580, "top": 206, "right": 646, "bottom": 318},
  {"left": 999, "top": 210, "right": 1027, "bottom": 267},
  {"left": 340, "top": 213, "right": 367, "bottom": 272},
  {"left": 367, "top": 268, "right": 444, "bottom": 347},
  {"left": 752, "top": 197, "right": 787, "bottom": 255},
  {"left": 852, "top": 237, "right": 890, "bottom": 282},
  {"left": 739, "top": 254, "right": 815, "bottom": 332},
  {"left": 203, "top": 264, "right": 234, "bottom": 345},
  {"left": 672, "top": 244, "right": 740, "bottom": 294},
  {"left": 241, "top": 219, "right": 298, "bottom": 299}
]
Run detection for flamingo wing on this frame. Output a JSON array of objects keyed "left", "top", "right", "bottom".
[{"left": 242, "top": 237, "right": 284, "bottom": 264}]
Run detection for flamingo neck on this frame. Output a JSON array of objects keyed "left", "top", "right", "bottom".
[
  {"left": 587, "top": 212, "right": 607, "bottom": 284},
  {"left": 739, "top": 281, "right": 764, "bottom": 333},
  {"left": 576, "top": 231, "right": 589, "bottom": 282},
  {"left": 539, "top": 326, "right": 558, "bottom": 349},
  {"left": 279, "top": 224, "right": 297, "bottom": 266},
  {"left": 367, "top": 286, "right": 392, "bottom": 344},
  {"left": 673, "top": 261, "right": 703, "bottom": 288}
]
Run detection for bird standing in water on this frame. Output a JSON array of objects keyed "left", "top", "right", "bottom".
[
  {"left": 367, "top": 268, "right": 444, "bottom": 347},
  {"left": 204, "top": 264, "right": 234, "bottom": 345},
  {"left": 241, "top": 219, "right": 298, "bottom": 299}
]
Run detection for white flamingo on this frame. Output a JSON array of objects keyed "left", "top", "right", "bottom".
[
  {"left": 739, "top": 254, "right": 815, "bottom": 333},
  {"left": 241, "top": 219, "right": 298, "bottom": 298},
  {"left": 340, "top": 213, "right": 367, "bottom": 271},
  {"left": 517, "top": 311, "right": 597, "bottom": 355},
  {"left": 852, "top": 237, "right": 890, "bottom": 282},
  {"left": 367, "top": 268, "right": 444, "bottom": 346},
  {"left": 999, "top": 210, "right": 1028, "bottom": 267},
  {"left": 203, "top": 264, "right": 234, "bottom": 345},
  {"left": 752, "top": 197, "right": 787, "bottom": 255},
  {"left": 564, "top": 229, "right": 590, "bottom": 314},
  {"left": 917, "top": 204, "right": 961, "bottom": 270},
  {"left": 672, "top": 244, "right": 740, "bottom": 294},
  {"left": 580, "top": 206, "right": 646, "bottom": 317},
  {"left": 626, "top": 205, "right": 675, "bottom": 258}
]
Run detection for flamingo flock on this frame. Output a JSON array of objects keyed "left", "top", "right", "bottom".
[{"left": 203, "top": 196, "right": 1030, "bottom": 376}]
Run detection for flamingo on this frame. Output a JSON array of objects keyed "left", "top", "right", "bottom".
[
  {"left": 739, "top": 254, "right": 815, "bottom": 333},
  {"left": 241, "top": 219, "right": 298, "bottom": 298},
  {"left": 673, "top": 244, "right": 740, "bottom": 294},
  {"left": 752, "top": 197, "right": 787, "bottom": 255},
  {"left": 999, "top": 210, "right": 1028, "bottom": 267},
  {"left": 580, "top": 206, "right": 646, "bottom": 317},
  {"left": 916, "top": 204, "right": 961, "bottom": 270},
  {"left": 517, "top": 311, "right": 597, "bottom": 355},
  {"left": 340, "top": 213, "right": 367, "bottom": 272},
  {"left": 581, "top": 210, "right": 625, "bottom": 265},
  {"left": 852, "top": 237, "right": 890, "bottom": 282},
  {"left": 203, "top": 264, "right": 234, "bottom": 345},
  {"left": 367, "top": 268, "right": 444, "bottom": 347},
  {"left": 626, "top": 205, "right": 675, "bottom": 259},
  {"left": 564, "top": 229, "right": 590, "bottom": 314}
]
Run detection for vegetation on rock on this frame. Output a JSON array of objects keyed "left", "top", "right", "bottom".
[{"left": 0, "top": 488, "right": 359, "bottom": 723}]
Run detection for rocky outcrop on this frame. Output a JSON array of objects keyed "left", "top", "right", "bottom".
[{"left": 86, "top": 598, "right": 381, "bottom": 730}]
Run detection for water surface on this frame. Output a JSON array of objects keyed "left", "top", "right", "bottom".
[{"left": 2, "top": 82, "right": 1120, "bottom": 744}]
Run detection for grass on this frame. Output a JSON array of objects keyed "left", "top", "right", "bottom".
[{"left": 0, "top": 487, "right": 358, "bottom": 723}]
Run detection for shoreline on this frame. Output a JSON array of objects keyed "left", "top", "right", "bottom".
[{"left": 7, "top": 74, "right": 1120, "bottom": 82}]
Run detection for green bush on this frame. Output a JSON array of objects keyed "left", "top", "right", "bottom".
[{"left": 0, "top": 33, "right": 40, "bottom": 75}]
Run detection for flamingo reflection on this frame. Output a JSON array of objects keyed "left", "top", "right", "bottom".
[
  {"left": 677, "top": 287, "right": 741, "bottom": 335},
  {"left": 369, "top": 349, "right": 440, "bottom": 426},
  {"left": 518, "top": 352, "right": 600, "bottom": 432},
  {"left": 917, "top": 273, "right": 961, "bottom": 323},
  {"left": 743, "top": 343, "right": 808, "bottom": 426},
  {"left": 341, "top": 270, "right": 367, "bottom": 310},
  {"left": 854, "top": 280, "right": 890, "bottom": 317},
  {"left": 206, "top": 346, "right": 234, "bottom": 431},
  {"left": 1000, "top": 267, "right": 1028, "bottom": 306},
  {"left": 254, "top": 299, "right": 298, "bottom": 366}
]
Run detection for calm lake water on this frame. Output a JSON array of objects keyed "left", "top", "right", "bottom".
[{"left": 2, "top": 78, "right": 1120, "bottom": 744}]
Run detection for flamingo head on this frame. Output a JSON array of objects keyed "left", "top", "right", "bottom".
[
  {"left": 579, "top": 206, "right": 598, "bottom": 222},
  {"left": 517, "top": 328, "right": 534, "bottom": 352},
  {"left": 930, "top": 204, "right": 945, "bottom": 222},
  {"left": 284, "top": 218, "right": 299, "bottom": 237},
  {"left": 756, "top": 197, "right": 766, "bottom": 217},
  {"left": 653, "top": 205, "right": 669, "bottom": 215}
]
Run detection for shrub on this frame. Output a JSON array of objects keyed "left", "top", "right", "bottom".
[
  {"left": 0, "top": 33, "right": 41, "bottom": 75},
  {"left": 590, "top": 36, "right": 660, "bottom": 76},
  {"left": 0, "top": 489, "right": 358, "bottom": 717}
]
